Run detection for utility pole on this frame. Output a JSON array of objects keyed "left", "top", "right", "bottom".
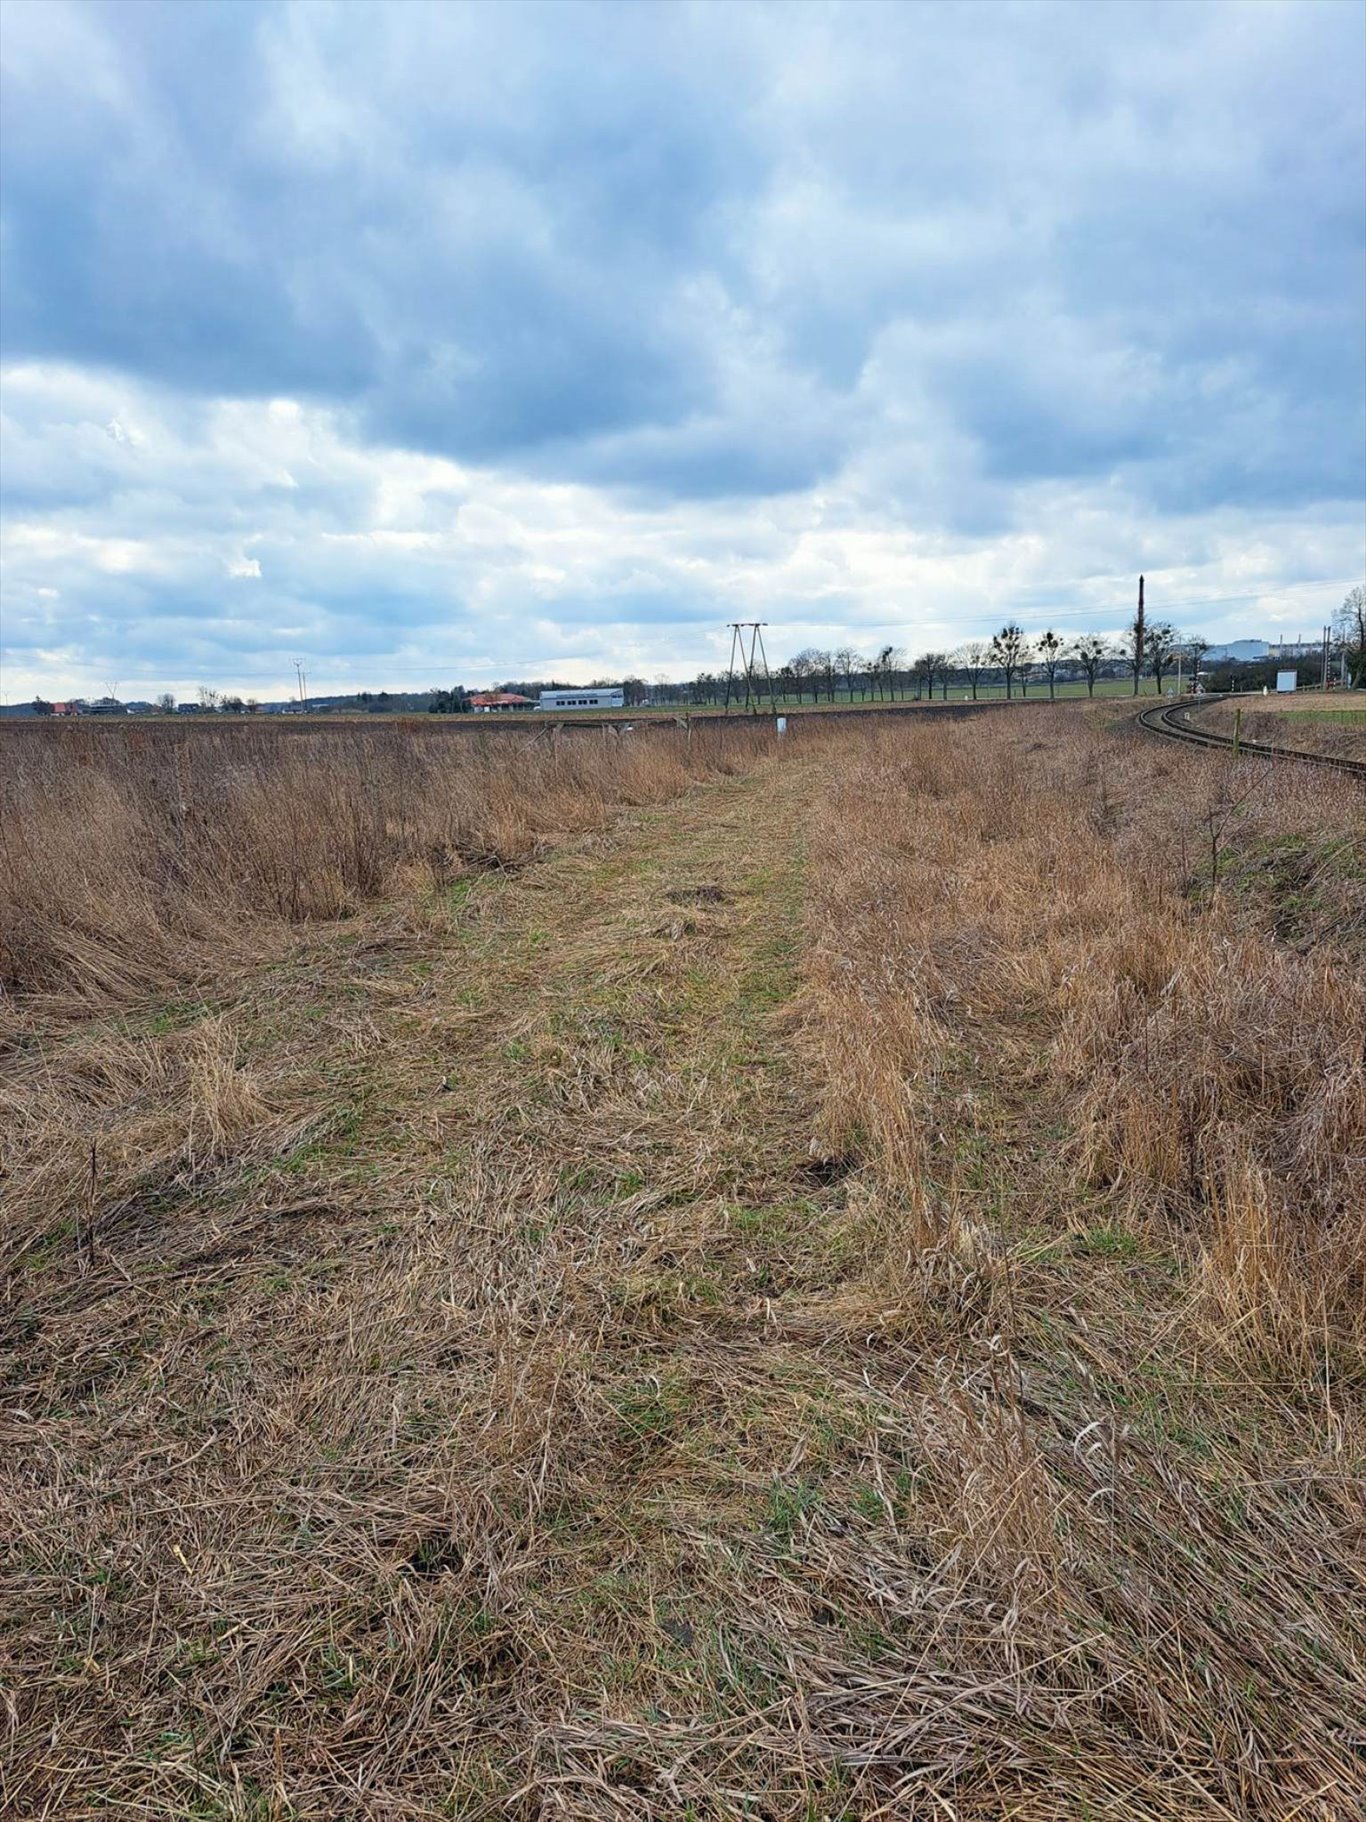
[
  {"left": 294, "top": 659, "right": 308, "bottom": 710},
  {"left": 1321, "top": 624, "right": 1330, "bottom": 691},
  {"left": 722, "top": 623, "right": 777, "bottom": 715},
  {"left": 1133, "top": 575, "right": 1145, "bottom": 696},
  {"left": 722, "top": 627, "right": 738, "bottom": 712}
]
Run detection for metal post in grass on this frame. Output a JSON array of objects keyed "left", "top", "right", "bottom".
[
  {"left": 722, "top": 625, "right": 741, "bottom": 713},
  {"left": 1232, "top": 705, "right": 1242, "bottom": 757},
  {"left": 752, "top": 623, "right": 778, "bottom": 717}
]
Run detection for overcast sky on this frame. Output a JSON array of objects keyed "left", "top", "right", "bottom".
[{"left": 1, "top": 0, "right": 1363, "bottom": 699}]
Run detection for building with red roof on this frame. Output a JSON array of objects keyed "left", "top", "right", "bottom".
[{"left": 469, "top": 692, "right": 533, "bottom": 712}]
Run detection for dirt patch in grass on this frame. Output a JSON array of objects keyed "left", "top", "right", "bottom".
[{"left": 664, "top": 882, "right": 730, "bottom": 905}]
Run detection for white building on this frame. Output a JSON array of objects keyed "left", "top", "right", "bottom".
[{"left": 537, "top": 688, "right": 625, "bottom": 711}]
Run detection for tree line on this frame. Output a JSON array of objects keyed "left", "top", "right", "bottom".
[
  {"left": 28, "top": 587, "right": 1365, "bottom": 718},
  {"left": 691, "top": 590, "right": 1366, "bottom": 706},
  {"left": 692, "top": 624, "right": 1172, "bottom": 707}
]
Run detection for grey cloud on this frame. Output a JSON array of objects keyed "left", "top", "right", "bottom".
[
  {"left": 3, "top": 0, "right": 1358, "bottom": 512},
  {"left": 1, "top": 1, "right": 1363, "bottom": 695}
]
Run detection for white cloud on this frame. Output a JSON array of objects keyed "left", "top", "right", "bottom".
[
  {"left": 1, "top": 363, "right": 1360, "bottom": 703},
  {"left": 0, "top": 1, "right": 1362, "bottom": 697}
]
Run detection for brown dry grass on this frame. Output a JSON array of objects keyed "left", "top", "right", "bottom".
[
  {"left": 0, "top": 717, "right": 771, "bottom": 1015},
  {"left": 1200, "top": 695, "right": 1366, "bottom": 760},
  {"left": 2, "top": 708, "right": 1363, "bottom": 1819}
]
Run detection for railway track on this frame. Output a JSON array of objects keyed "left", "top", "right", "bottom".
[{"left": 1137, "top": 696, "right": 1366, "bottom": 780}]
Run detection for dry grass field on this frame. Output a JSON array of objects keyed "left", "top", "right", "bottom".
[
  {"left": 2, "top": 707, "right": 1363, "bottom": 1820},
  {"left": 1201, "top": 694, "right": 1366, "bottom": 761}
]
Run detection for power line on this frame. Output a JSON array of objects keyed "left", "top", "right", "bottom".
[
  {"left": 870, "top": 574, "right": 1361, "bottom": 636},
  {"left": 1048, "top": 576, "right": 1357, "bottom": 621},
  {"left": 723, "top": 622, "right": 777, "bottom": 714},
  {"left": 772, "top": 579, "right": 1360, "bottom": 650}
]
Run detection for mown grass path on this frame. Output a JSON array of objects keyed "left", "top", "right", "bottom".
[
  {"left": 304, "top": 749, "right": 815, "bottom": 1212},
  {"left": 9, "top": 755, "right": 866, "bottom": 1820}
]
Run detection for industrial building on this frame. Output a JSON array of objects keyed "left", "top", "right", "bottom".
[{"left": 537, "top": 688, "right": 625, "bottom": 711}]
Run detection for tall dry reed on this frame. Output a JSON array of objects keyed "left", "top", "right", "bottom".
[
  {"left": 0, "top": 717, "right": 770, "bottom": 1011},
  {"left": 802, "top": 712, "right": 1365, "bottom": 1359}
]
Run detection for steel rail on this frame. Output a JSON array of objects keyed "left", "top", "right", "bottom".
[{"left": 1136, "top": 697, "right": 1365, "bottom": 780}]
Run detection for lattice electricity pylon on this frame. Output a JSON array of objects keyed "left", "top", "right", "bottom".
[{"left": 722, "top": 622, "right": 778, "bottom": 714}]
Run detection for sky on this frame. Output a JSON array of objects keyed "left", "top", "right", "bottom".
[{"left": 1, "top": 0, "right": 1363, "bottom": 701}]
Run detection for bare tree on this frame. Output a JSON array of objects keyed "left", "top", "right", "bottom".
[
  {"left": 833, "top": 645, "right": 859, "bottom": 700},
  {"left": 917, "top": 651, "right": 948, "bottom": 700},
  {"left": 198, "top": 685, "right": 221, "bottom": 710},
  {"left": 1071, "top": 633, "right": 1113, "bottom": 698},
  {"left": 798, "top": 648, "right": 836, "bottom": 702},
  {"left": 989, "top": 623, "right": 1030, "bottom": 700},
  {"left": 1183, "top": 636, "right": 1211, "bottom": 693},
  {"left": 1336, "top": 584, "right": 1366, "bottom": 687},
  {"left": 788, "top": 650, "right": 819, "bottom": 704},
  {"left": 155, "top": 692, "right": 176, "bottom": 714},
  {"left": 1036, "top": 629, "right": 1064, "bottom": 701},
  {"left": 955, "top": 640, "right": 991, "bottom": 700},
  {"left": 1146, "top": 621, "right": 1180, "bottom": 695}
]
